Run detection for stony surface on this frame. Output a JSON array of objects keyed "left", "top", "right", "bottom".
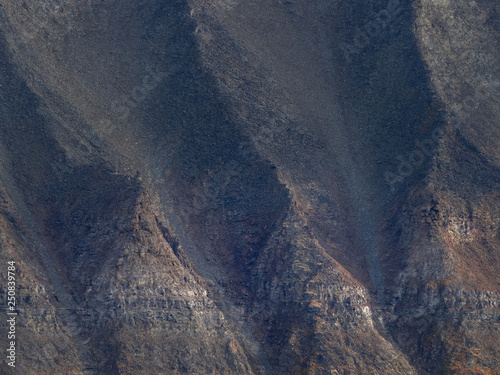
[{"left": 0, "top": 1, "right": 498, "bottom": 374}]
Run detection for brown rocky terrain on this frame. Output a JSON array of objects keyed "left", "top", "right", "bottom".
[{"left": 0, "top": 0, "right": 499, "bottom": 374}]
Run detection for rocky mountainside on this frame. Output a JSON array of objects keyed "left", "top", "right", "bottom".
[{"left": 0, "top": 0, "right": 499, "bottom": 374}]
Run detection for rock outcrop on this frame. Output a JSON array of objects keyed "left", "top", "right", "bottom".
[{"left": 0, "top": 1, "right": 498, "bottom": 374}]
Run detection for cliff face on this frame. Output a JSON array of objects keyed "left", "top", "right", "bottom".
[{"left": 0, "top": 1, "right": 498, "bottom": 374}]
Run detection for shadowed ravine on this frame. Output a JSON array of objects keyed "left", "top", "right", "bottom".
[{"left": 0, "top": 1, "right": 499, "bottom": 374}]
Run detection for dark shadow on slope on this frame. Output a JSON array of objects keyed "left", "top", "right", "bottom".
[
  {"left": 320, "top": 0, "right": 447, "bottom": 296},
  {"left": 0, "top": 27, "right": 130, "bottom": 375},
  {"left": 122, "top": 1, "right": 291, "bottom": 372},
  {"left": 318, "top": 0, "right": 450, "bottom": 372},
  {"left": 138, "top": 1, "right": 291, "bottom": 296}
]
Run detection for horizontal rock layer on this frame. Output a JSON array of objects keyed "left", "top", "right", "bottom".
[{"left": 0, "top": 1, "right": 499, "bottom": 374}]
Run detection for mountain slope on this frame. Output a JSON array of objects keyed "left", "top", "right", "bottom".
[{"left": 0, "top": 1, "right": 499, "bottom": 374}]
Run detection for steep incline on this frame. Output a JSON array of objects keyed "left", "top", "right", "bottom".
[{"left": 0, "top": 1, "right": 499, "bottom": 374}]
